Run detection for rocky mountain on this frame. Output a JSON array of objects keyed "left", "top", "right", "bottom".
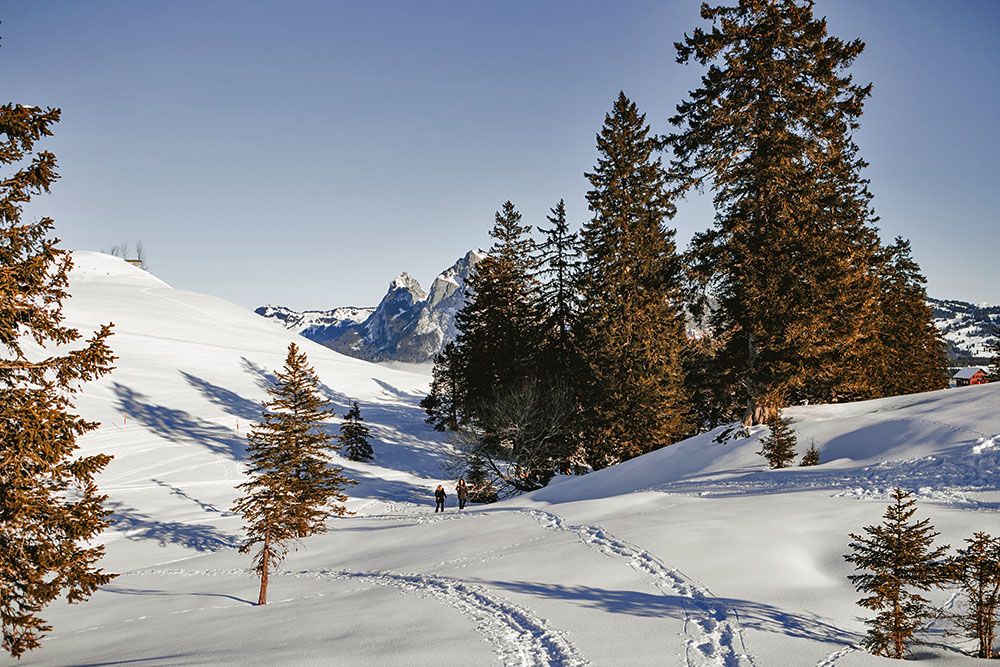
[
  {"left": 258, "top": 250, "right": 484, "bottom": 363},
  {"left": 260, "top": 260, "right": 996, "bottom": 367},
  {"left": 929, "top": 296, "right": 999, "bottom": 365}
]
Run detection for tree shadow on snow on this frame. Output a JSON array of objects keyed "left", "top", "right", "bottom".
[
  {"left": 472, "top": 579, "right": 860, "bottom": 647},
  {"left": 108, "top": 499, "right": 240, "bottom": 552},
  {"left": 180, "top": 370, "right": 261, "bottom": 421},
  {"left": 112, "top": 383, "right": 246, "bottom": 461},
  {"left": 151, "top": 478, "right": 235, "bottom": 516},
  {"left": 72, "top": 656, "right": 202, "bottom": 667},
  {"left": 102, "top": 584, "right": 254, "bottom": 606}
]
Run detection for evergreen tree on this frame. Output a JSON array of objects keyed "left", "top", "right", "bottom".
[
  {"left": 533, "top": 199, "right": 581, "bottom": 378},
  {"left": 990, "top": 338, "right": 1000, "bottom": 382},
  {"left": 233, "top": 343, "right": 355, "bottom": 605},
  {"left": 453, "top": 201, "right": 542, "bottom": 411},
  {"left": 340, "top": 400, "right": 374, "bottom": 462},
  {"left": 950, "top": 532, "right": 1000, "bottom": 659},
  {"left": 576, "top": 92, "right": 691, "bottom": 468},
  {"left": 800, "top": 440, "right": 821, "bottom": 467},
  {"left": 845, "top": 488, "right": 949, "bottom": 659},
  {"left": 757, "top": 411, "right": 797, "bottom": 469},
  {"left": 421, "top": 341, "right": 465, "bottom": 431},
  {"left": 0, "top": 103, "right": 117, "bottom": 658},
  {"left": 873, "top": 238, "right": 949, "bottom": 396},
  {"left": 667, "top": 0, "right": 889, "bottom": 424}
]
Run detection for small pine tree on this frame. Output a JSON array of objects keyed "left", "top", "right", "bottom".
[
  {"left": 233, "top": 343, "right": 355, "bottom": 605},
  {"left": 340, "top": 400, "right": 374, "bottom": 462},
  {"left": 1, "top": 103, "right": 117, "bottom": 658},
  {"left": 950, "top": 532, "right": 1000, "bottom": 659},
  {"left": 845, "top": 488, "right": 950, "bottom": 659},
  {"left": 800, "top": 440, "right": 821, "bottom": 467},
  {"left": 758, "top": 411, "right": 797, "bottom": 469}
]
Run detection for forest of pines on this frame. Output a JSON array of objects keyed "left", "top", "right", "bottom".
[{"left": 422, "top": 0, "right": 947, "bottom": 499}]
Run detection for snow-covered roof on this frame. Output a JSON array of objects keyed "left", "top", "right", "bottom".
[{"left": 953, "top": 367, "right": 987, "bottom": 379}]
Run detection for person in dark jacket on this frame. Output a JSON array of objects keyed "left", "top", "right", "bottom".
[
  {"left": 456, "top": 479, "right": 469, "bottom": 510},
  {"left": 434, "top": 485, "right": 446, "bottom": 513}
]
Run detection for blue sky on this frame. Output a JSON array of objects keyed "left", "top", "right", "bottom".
[{"left": 2, "top": 1, "right": 998, "bottom": 309}]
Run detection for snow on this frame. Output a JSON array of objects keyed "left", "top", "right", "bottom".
[{"left": 21, "top": 251, "right": 999, "bottom": 666}]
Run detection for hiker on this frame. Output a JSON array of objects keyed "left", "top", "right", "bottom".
[
  {"left": 456, "top": 478, "right": 469, "bottom": 510},
  {"left": 434, "top": 484, "right": 446, "bottom": 513}
]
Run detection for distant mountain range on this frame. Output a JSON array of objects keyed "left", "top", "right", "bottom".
[
  {"left": 258, "top": 259, "right": 997, "bottom": 366},
  {"left": 929, "top": 297, "right": 999, "bottom": 365},
  {"left": 256, "top": 250, "right": 483, "bottom": 364}
]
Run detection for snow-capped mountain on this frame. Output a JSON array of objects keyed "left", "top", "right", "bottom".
[
  {"left": 929, "top": 296, "right": 999, "bottom": 364},
  {"left": 259, "top": 250, "right": 484, "bottom": 363},
  {"left": 253, "top": 304, "right": 374, "bottom": 346}
]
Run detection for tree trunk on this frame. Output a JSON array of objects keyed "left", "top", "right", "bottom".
[{"left": 257, "top": 532, "right": 270, "bottom": 606}]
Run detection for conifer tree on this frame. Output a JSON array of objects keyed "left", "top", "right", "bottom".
[
  {"left": 575, "top": 92, "right": 691, "bottom": 468},
  {"left": 233, "top": 343, "right": 355, "bottom": 606},
  {"left": 845, "top": 488, "right": 950, "bottom": 659},
  {"left": 1, "top": 103, "right": 117, "bottom": 658},
  {"left": 800, "top": 440, "right": 821, "bottom": 467},
  {"left": 873, "top": 239, "right": 949, "bottom": 396},
  {"left": 453, "top": 201, "right": 542, "bottom": 410},
  {"left": 533, "top": 199, "right": 581, "bottom": 378},
  {"left": 757, "top": 411, "right": 797, "bottom": 469},
  {"left": 421, "top": 341, "right": 465, "bottom": 431},
  {"left": 340, "top": 400, "right": 374, "bottom": 462},
  {"left": 950, "top": 532, "right": 1000, "bottom": 659},
  {"left": 667, "top": 0, "right": 888, "bottom": 424}
]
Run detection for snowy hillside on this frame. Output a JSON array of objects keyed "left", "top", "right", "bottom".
[
  {"left": 258, "top": 250, "right": 483, "bottom": 363},
  {"left": 25, "top": 252, "right": 999, "bottom": 666},
  {"left": 930, "top": 297, "right": 1000, "bottom": 364}
]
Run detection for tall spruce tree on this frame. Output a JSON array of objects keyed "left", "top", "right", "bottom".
[
  {"left": 845, "top": 488, "right": 949, "bottom": 659},
  {"left": 1, "top": 104, "right": 117, "bottom": 658},
  {"left": 533, "top": 199, "right": 581, "bottom": 378},
  {"left": 873, "top": 238, "right": 948, "bottom": 396},
  {"left": 667, "top": 0, "right": 888, "bottom": 424},
  {"left": 950, "top": 532, "right": 1000, "bottom": 659},
  {"left": 575, "top": 92, "right": 691, "bottom": 468},
  {"left": 421, "top": 341, "right": 465, "bottom": 431},
  {"left": 757, "top": 411, "right": 797, "bottom": 469},
  {"left": 233, "top": 343, "right": 354, "bottom": 605},
  {"left": 451, "top": 201, "right": 542, "bottom": 419},
  {"left": 340, "top": 400, "right": 374, "bottom": 462}
]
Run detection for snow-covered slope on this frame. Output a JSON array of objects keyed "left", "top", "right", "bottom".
[
  {"left": 24, "top": 252, "right": 999, "bottom": 666},
  {"left": 258, "top": 250, "right": 484, "bottom": 363},
  {"left": 930, "top": 297, "right": 1000, "bottom": 364}
]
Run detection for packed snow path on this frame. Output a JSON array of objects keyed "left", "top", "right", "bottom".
[
  {"left": 363, "top": 507, "right": 756, "bottom": 667},
  {"left": 131, "top": 566, "right": 587, "bottom": 667}
]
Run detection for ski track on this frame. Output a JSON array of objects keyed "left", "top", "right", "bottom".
[
  {"left": 124, "top": 566, "right": 586, "bottom": 667},
  {"left": 359, "top": 507, "right": 756, "bottom": 667}
]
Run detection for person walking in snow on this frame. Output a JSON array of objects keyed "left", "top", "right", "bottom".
[
  {"left": 456, "top": 478, "right": 469, "bottom": 510},
  {"left": 434, "top": 485, "right": 447, "bottom": 513}
]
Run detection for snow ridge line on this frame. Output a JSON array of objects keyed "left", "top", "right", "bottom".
[
  {"left": 128, "top": 566, "right": 587, "bottom": 667},
  {"left": 518, "top": 509, "right": 755, "bottom": 667}
]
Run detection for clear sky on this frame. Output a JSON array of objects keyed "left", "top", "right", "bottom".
[{"left": 2, "top": 1, "right": 998, "bottom": 309}]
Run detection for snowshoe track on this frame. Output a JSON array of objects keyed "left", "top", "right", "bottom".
[
  {"left": 517, "top": 509, "right": 755, "bottom": 667},
  {"left": 131, "top": 566, "right": 586, "bottom": 667}
]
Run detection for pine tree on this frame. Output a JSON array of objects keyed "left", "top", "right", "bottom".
[
  {"left": 421, "top": 341, "right": 465, "bottom": 431},
  {"left": 453, "top": 201, "right": 542, "bottom": 412},
  {"left": 1, "top": 104, "right": 117, "bottom": 658},
  {"left": 340, "top": 400, "right": 374, "bottom": 462},
  {"left": 845, "top": 488, "right": 950, "bottom": 659},
  {"left": 757, "top": 411, "right": 797, "bottom": 469},
  {"left": 667, "top": 0, "right": 888, "bottom": 424},
  {"left": 873, "top": 239, "right": 949, "bottom": 396},
  {"left": 950, "top": 532, "right": 1000, "bottom": 659},
  {"left": 800, "top": 440, "right": 821, "bottom": 467},
  {"left": 533, "top": 199, "right": 581, "bottom": 378},
  {"left": 575, "top": 92, "right": 691, "bottom": 468},
  {"left": 233, "top": 343, "right": 355, "bottom": 605}
]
